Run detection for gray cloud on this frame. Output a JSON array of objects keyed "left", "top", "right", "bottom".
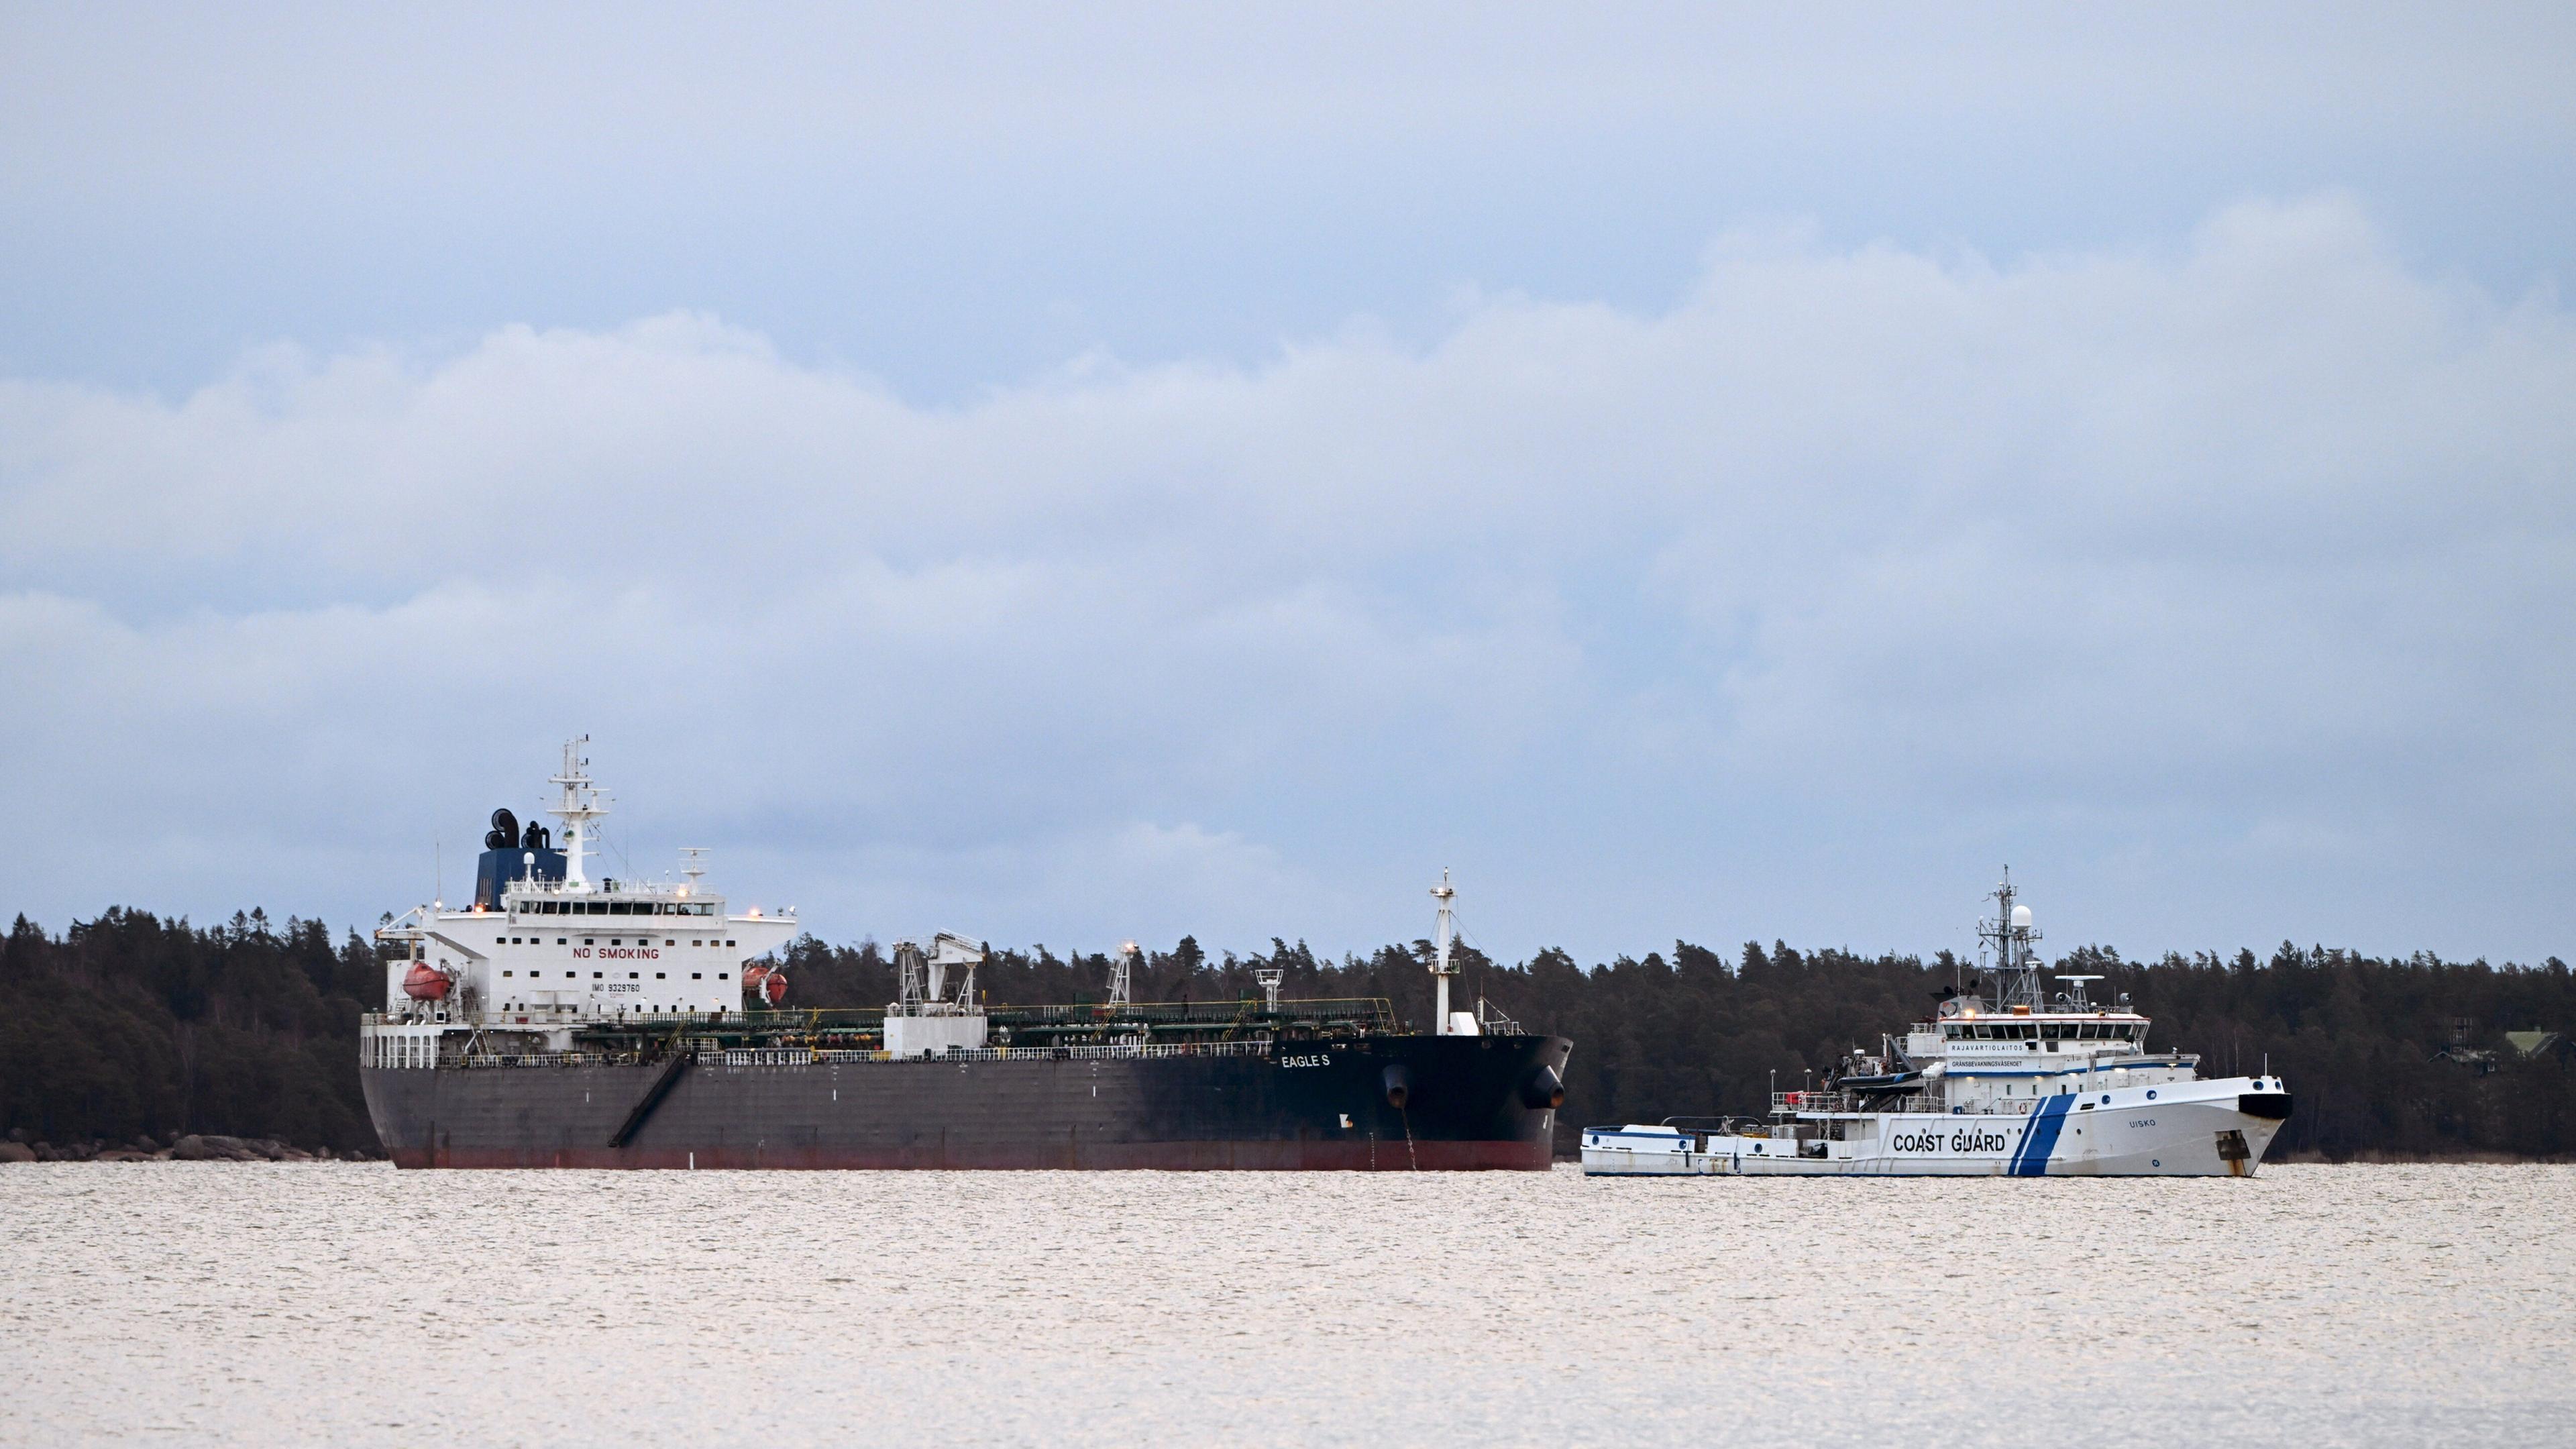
[{"left": 2, "top": 196, "right": 2570, "bottom": 963}]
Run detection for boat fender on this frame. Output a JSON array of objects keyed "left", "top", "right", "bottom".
[
  {"left": 1381, "top": 1064, "right": 1412, "bottom": 1109},
  {"left": 1520, "top": 1065, "right": 1566, "bottom": 1110}
]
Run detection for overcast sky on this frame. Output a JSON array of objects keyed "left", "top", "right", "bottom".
[{"left": 4, "top": 5, "right": 2573, "bottom": 969}]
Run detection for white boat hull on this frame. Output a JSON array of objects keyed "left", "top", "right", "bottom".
[{"left": 1582, "top": 1076, "right": 2289, "bottom": 1178}]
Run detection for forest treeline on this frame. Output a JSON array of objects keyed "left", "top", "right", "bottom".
[
  {"left": 0, "top": 910, "right": 382, "bottom": 1155},
  {"left": 6, "top": 907, "right": 2575, "bottom": 1159}
]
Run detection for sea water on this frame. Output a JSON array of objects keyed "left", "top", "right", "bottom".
[{"left": 1, "top": 1163, "right": 2567, "bottom": 1446}]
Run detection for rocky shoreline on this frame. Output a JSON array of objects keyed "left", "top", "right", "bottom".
[{"left": 1, "top": 1131, "right": 381, "bottom": 1164}]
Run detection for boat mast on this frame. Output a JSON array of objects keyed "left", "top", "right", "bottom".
[
  {"left": 1110, "top": 941, "right": 1136, "bottom": 1011},
  {"left": 545, "top": 735, "right": 607, "bottom": 890},
  {"left": 1978, "top": 867, "right": 2045, "bottom": 1010},
  {"left": 1430, "top": 869, "right": 1458, "bottom": 1034}
]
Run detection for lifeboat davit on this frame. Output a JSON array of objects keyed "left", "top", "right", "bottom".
[
  {"left": 743, "top": 964, "right": 788, "bottom": 1006},
  {"left": 402, "top": 962, "right": 453, "bottom": 1002}
]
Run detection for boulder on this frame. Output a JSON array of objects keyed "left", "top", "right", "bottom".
[
  {"left": 0, "top": 1141, "right": 34, "bottom": 1164},
  {"left": 170, "top": 1134, "right": 269, "bottom": 1162},
  {"left": 93, "top": 1148, "right": 152, "bottom": 1163}
]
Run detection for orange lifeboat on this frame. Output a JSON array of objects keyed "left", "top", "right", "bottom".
[
  {"left": 402, "top": 962, "right": 453, "bottom": 1001},
  {"left": 743, "top": 964, "right": 788, "bottom": 1006}
]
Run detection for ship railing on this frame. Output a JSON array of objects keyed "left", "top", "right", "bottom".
[
  {"left": 431, "top": 1052, "right": 627, "bottom": 1069},
  {"left": 1772, "top": 1090, "right": 1857, "bottom": 1114},
  {"left": 394, "top": 1037, "right": 1294, "bottom": 1069},
  {"left": 773, "top": 1039, "right": 1281, "bottom": 1067},
  {"left": 996, "top": 998, "right": 1399, "bottom": 1032},
  {"left": 365, "top": 1000, "right": 1404, "bottom": 1038}
]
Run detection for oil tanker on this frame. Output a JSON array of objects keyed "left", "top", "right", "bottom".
[{"left": 360, "top": 742, "right": 1572, "bottom": 1169}]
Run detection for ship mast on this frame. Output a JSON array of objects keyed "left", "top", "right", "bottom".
[
  {"left": 1977, "top": 867, "right": 2046, "bottom": 1011},
  {"left": 1109, "top": 941, "right": 1136, "bottom": 1011},
  {"left": 545, "top": 735, "right": 608, "bottom": 891},
  {"left": 1430, "top": 869, "right": 1458, "bottom": 1034}
]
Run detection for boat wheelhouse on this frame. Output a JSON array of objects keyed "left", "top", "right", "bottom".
[{"left": 367, "top": 739, "right": 797, "bottom": 1060}]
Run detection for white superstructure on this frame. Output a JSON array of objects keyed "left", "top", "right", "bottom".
[
  {"left": 370, "top": 739, "right": 799, "bottom": 1031},
  {"left": 1583, "top": 871, "right": 2294, "bottom": 1178}
]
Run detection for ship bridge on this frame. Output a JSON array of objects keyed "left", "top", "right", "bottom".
[{"left": 372, "top": 740, "right": 796, "bottom": 1028}]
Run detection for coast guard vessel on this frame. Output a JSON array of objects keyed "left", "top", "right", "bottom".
[
  {"left": 1582, "top": 873, "right": 2292, "bottom": 1177},
  {"left": 359, "top": 741, "right": 1570, "bottom": 1169}
]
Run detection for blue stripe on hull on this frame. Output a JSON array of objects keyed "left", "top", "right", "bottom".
[{"left": 2009, "top": 1094, "right": 2076, "bottom": 1175}]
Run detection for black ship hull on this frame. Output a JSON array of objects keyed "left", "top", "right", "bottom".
[{"left": 362, "top": 1034, "right": 1572, "bottom": 1170}]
